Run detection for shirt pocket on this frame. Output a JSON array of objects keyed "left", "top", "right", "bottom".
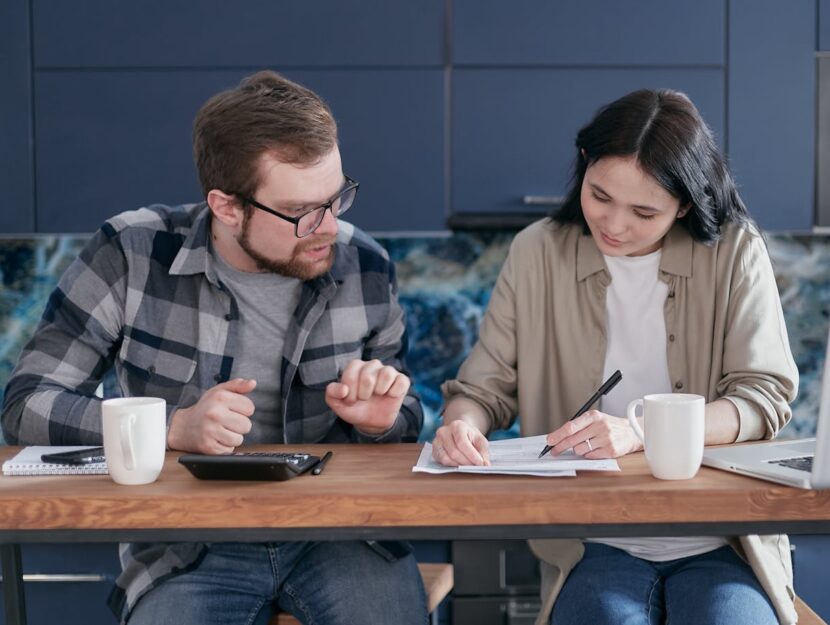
[
  {"left": 120, "top": 335, "right": 198, "bottom": 389},
  {"left": 296, "top": 347, "right": 363, "bottom": 390}
]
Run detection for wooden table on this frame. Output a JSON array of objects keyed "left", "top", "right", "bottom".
[{"left": 2, "top": 444, "right": 830, "bottom": 624}]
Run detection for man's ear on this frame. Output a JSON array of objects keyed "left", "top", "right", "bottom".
[{"left": 207, "top": 189, "right": 244, "bottom": 228}]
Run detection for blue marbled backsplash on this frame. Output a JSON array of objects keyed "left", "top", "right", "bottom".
[{"left": 1, "top": 229, "right": 828, "bottom": 444}]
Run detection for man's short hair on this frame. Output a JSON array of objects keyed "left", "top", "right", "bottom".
[{"left": 192, "top": 70, "right": 338, "bottom": 200}]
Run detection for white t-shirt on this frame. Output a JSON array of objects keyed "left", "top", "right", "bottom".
[{"left": 585, "top": 249, "right": 728, "bottom": 561}]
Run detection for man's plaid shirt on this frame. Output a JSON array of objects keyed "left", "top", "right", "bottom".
[{"left": 1, "top": 203, "right": 423, "bottom": 621}]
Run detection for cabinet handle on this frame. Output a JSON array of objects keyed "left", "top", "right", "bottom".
[
  {"left": 522, "top": 195, "right": 565, "bottom": 206},
  {"left": 0, "top": 574, "right": 109, "bottom": 583},
  {"left": 507, "top": 599, "right": 543, "bottom": 618}
]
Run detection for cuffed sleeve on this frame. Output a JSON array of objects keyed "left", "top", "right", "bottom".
[
  {"left": 441, "top": 241, "right": 521, "bottom": 433},
  {"left": 354, "top": 261, "right": 423, "bottom": 443},
  {"left": 717, "top": 232, "right": 798, "bottom": 442},
  {"left": 2, "top": 226, "right": 127, "bottom": 445}
]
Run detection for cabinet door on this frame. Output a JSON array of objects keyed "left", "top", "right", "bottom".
[
  {"left": 451, "top": 69, "right": 724, "bottom": 216},
  {"left": 791, "top": 535, "right": 830, "bottom": 620},
  {"left": 727, "top": 0, "right": 815, "bottom": 232},
  {"left": 453, "top": 0, "right": 724, "bottom": 66},
  {"left": 0, "top": 544, "right": 120, "bottom": 625},
  {"left": 0, "top": 0, "right": 34, "bottom": 232},
  {"left": 34, "top": 69, "right": 445, "bottom": 233},
  {"left": 33, "top": 0, "right": 443, "bottom": 67}
]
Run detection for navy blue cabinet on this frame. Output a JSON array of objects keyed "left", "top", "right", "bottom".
[
  {"left": 0, "top": 544, "right": 120, "bottom": 625},
  {"left": 452, "top": 68, "right": 723, "bottom": 215},
  {"left": 0, "top": 0, "right": 35, "bottom": 233},
  {"left": 32, "top": 0, "right": 444, "bottom": 68},
  {"left": 452, "top": 0, "right": 725, "bottom": 66},
  {"left": 450, "top": 0, "right": 815, "bottom": 232},
  {"left": 0, "top": 1, "right": 822, "bottom": 232},
  {"left": 727, "top": 0, "right": 815, "bottom": 232},
  {"left": 24, "top": 0, "right": 446, "bottom": 234},
  {"left": 34, "top": 69, "right": 444, "bottom": 233},
  {"left": 791, "top": 535, "right": 830, "bottom": 620},
  {"left": 450, "top": 1, "right": 725, "bottom": 220}
]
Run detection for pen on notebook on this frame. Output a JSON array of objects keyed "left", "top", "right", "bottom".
[
  {"left": 537, "top": 369, "right": 623, "bottom": 458},
  {"left": 311, "top": 450, "right": 333, "bottom": 475}
]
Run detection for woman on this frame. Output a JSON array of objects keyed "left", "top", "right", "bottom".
[{"left": 434, "top": 89, "right": 799, "bottom": 625}]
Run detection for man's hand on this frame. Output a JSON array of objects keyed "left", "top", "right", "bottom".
[
  {"left": 324, "top": 359, "right": 410, "bottom": 435},
  {"left": 167, "top": 378, "right": 256, "bottom": 454}
]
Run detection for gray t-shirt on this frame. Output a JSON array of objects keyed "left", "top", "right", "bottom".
[{"left": 211, "top": 247, "right": 303, "bottom": 443}]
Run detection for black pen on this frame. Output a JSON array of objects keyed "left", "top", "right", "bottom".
[
  {"left": 311, "top": 450, "right": 333, "bottom": 475},
  {"left": 537, "top": 370, "right": 623, "bottom": 458}
]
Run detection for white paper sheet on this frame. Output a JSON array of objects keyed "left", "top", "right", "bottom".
[{"left": 413, "top": 435, "right": 619, "bottom": 476}]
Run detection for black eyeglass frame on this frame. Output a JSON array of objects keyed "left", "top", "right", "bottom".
[{"left": 238, "top": 175, "right": 359, "bottom": 238}]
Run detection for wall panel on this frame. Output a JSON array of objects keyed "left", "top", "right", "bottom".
[
  {"left": 33, "top": 0, "right": 443, "bottom": 68},
  {"left": 453, "top": 0, "right": 725, "bottom": 66},
  {"left": 34, "top": 69, "right": 445, "bottom": 233},
  {"left": 452, "top": 69, "right": 724, "bottom": 215},
  {"left": 728, "top": 0, "right": 815, "bottom": 231},
  {"left": 0, "top": 0, "right": 35, "bottom": 232}
]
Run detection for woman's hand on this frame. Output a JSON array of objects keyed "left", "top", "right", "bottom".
[
  {"left": 432, "top": 419, "right": 491, "bottom": 466},
  {"left": 542, "top": 409, "right": 643, "bottom": 459}
]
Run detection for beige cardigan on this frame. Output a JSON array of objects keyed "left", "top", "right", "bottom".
[{"left": 442, "top": 219, "right": 799, "bottom": 624}]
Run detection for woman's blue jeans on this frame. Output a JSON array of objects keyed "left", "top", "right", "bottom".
[
  {"left": 551, "top": 543, "right": 778, "bottom": 625},
  {"left": 127, "top": 541, "right": 428, "bottom": 625}
]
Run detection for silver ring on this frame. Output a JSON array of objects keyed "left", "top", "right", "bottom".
[{"left": 585, "top": 438, "right": 593, "bottom": 452}]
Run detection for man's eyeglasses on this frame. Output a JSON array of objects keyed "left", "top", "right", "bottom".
[{"left": 238, "top": 176, "right": 359, "bottom": 238}]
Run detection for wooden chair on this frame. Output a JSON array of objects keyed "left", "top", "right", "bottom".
[
  {"left": 272, "top": 562, "right": 453, "bottom": 625},
  {"left": 796, "top": 596, "right": 828, "bottom": 625}
]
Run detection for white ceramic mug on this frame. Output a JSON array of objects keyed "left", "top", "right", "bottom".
[
  {"left": 627, "top": 393, "right": 705, "bottom": 480},
  {"left": 102, "top": 397, "right": 166, "bottom": 485}
]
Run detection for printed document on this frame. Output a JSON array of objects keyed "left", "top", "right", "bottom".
[{"left": 413, "top": 434, "right": 620, "bottom": 477}]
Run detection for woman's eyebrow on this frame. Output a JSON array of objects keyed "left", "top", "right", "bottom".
[
  {"left": 588, "top": 182, "right": 610, "bottom": 197},
  {"left": 589, "top": 182, "right": 661, "bottom": 213}
]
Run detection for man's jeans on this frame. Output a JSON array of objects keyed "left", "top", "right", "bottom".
[
  {"left": 128, "top": 541, "right": 428, "bottom": 625},
  {"left": 551, "top": 543, "right": 778, "bottom": 625}
]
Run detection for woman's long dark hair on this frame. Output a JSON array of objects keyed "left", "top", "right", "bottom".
[{"left": 552, "top": 89, "right": 752, "bottom": 243}]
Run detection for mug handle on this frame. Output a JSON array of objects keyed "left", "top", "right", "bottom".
[
  {"left": 627, "top": 399, "right": 645, "bottom": 444},
  {"left": 120, "top": 413, "right": 136, "bottom": 471}
]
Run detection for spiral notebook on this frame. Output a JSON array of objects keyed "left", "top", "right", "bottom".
[{"left": 2, "top": 446, "right": 109, "bottom": 476}]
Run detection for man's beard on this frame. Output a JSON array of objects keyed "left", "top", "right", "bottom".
[{"left": 237, "top": 214, "right": 335, "bottom": 280}]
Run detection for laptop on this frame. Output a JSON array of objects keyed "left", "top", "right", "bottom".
[{"left": 702, "top": 333, "right": 830, "bottom": 489}]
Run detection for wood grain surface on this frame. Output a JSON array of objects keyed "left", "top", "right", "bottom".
[{"left": 1, "top": 444, "right": 828, "bottom": 532}]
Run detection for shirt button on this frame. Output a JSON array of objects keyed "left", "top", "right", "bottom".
[
  {"left": 668, "top": 291, "right": 675, "bottom": 298},
  {"left": 224, "top": 313, "right": 232, "bottom": 321},
  {"left": 675, "top": 381, "right": 684, "bottom": 390},
  {"left": 669, "top": 334, "right": 675, "bottom": 342}
]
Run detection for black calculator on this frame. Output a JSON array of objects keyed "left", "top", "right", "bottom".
[{"left": 178, "top": 451, "right": 320, "bottom": 481}]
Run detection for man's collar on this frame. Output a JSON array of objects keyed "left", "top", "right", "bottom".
[
  {"left": 169, "top": 203, "right": 344, "bottom": 293},
  {"left": 169, "top": 203, "right": 213, "bottom": 277},
  {"left": 576, "top": 220, "right": 693, "bottom": 281}
]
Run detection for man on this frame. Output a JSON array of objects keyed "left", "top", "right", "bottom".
[{"left": 1, "top": 71, "right": 427, "bottom": 625}]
